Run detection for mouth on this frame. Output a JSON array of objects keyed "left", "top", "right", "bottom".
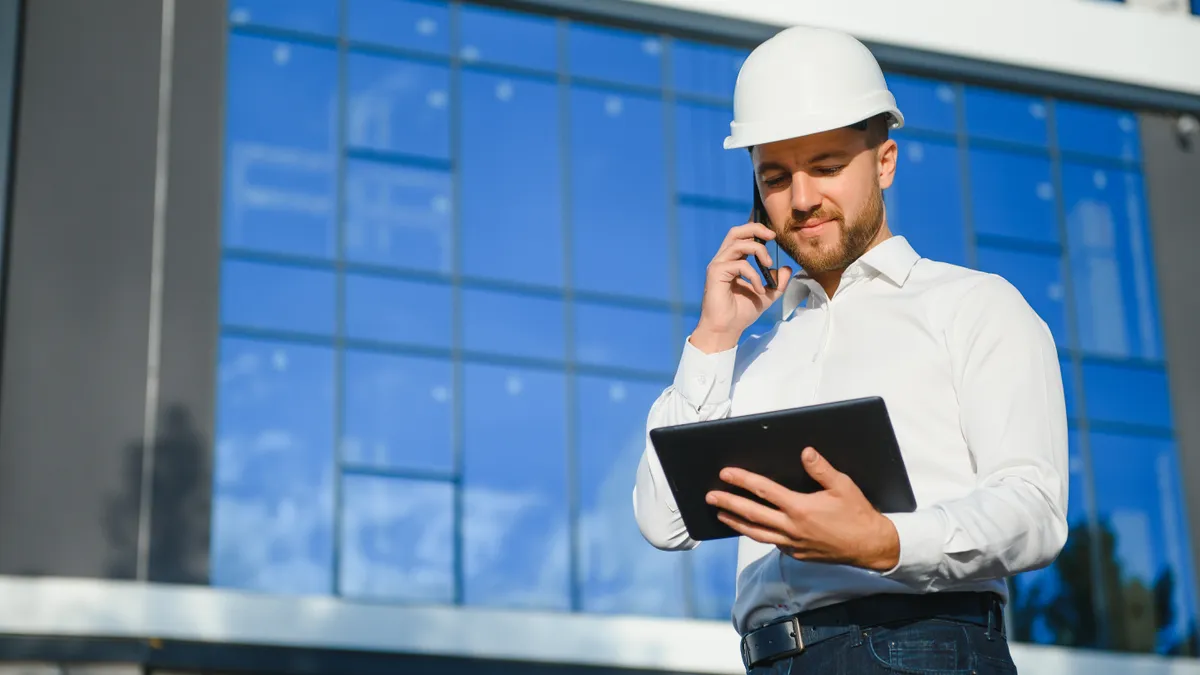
[{"left": 791, "top": 218, "right": 835, "bottom": 237}]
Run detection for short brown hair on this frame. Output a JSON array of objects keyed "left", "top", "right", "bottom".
[{"left": 849, "top": 113, "right": 891, "bottom": 148}]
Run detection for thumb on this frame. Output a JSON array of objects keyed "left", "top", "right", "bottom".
[
  {"left": 801, "top": 447, "right": 845, "bottom": 490},
  {"left": 768, "top": 267, "right": 793, "bottom": 299}
]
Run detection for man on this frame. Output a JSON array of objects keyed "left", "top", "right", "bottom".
[{"left": 633, "top": 25, "right": 1068, "bottom": 674}]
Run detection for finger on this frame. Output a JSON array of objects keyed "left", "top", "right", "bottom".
[
  {"left": 706, "top": 489, "right": 792, "bottom": 532},
  {"left": 714, "top": 238, "right": 773, "bottom": 267},
  {"left": 720, "top": 222, "right": 776, "bottom": 249},
  {"left": 717, "top": 511, "right": 793, "bottom": 547},
  {"left": 719, "top": 467, "right": 796, "bottom": 509},
  {"left": 801, "top": 447, "right": 848, "bottom": 491},
  {"left": 711, "top": 260, "right": 765, "bottom": 295},
  {"left": 767, "top": 267, "right": 794, "bottom": 298}
]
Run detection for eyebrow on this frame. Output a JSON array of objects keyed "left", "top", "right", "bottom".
[{"left": 756, "top": 151, "right": 852, "bottom": 175}]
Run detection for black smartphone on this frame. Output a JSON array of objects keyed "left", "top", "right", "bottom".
[{"left": 750, "top": 180, "right": 778, "bottom": 290}]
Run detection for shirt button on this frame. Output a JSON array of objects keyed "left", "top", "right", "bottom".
[{"left": 698, "top": 374, "right": 708, "bottom": 385}]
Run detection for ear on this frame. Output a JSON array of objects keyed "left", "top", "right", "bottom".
[{"left": 877, "top": 139, "right": 898, "bottom": 190}]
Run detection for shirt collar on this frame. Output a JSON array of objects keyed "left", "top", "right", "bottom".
[{"left": 780, "top": 236, "right": 921, "bottom": 316}]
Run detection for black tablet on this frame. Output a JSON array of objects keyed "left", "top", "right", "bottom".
[{"left": 647, "top": 396, "right": 917, "bottom": 541}]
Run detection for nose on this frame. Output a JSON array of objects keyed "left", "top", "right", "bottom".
[{"left": 790, "top": 172, "right": 822, "bottom": 215}]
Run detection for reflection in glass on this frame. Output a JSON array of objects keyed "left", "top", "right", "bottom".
[
  {"left": 459, "top": 4, "right": 557, "bottom": 71},
  {"left": 347, "top": 53, "right": 451, "bottom": 160},
  {"left": 574, "top": 302, "right": 675, "bottom": 374},
  {"left": 1056, "top": 101, "right": 1140, "bottom": 162},
  {"left": 340, "top": 474, "right": 454, "bottom": 602},
  {"left": 1091, "top": 432, "right": 1197, "bottom": 655},
  {"left": 460, "top": 71, "right": 563, "bottom": 287},
  {"left": 969, "top": 148, "right": 1058, "bottom": 245},
  {"left": 462, "top": 288, "right": 565, "bottom": 362},
  {"left": 885, "top": 135, "right": 966, "bottom": 266},
  {"left": 463, "top": 364, "right": 570, "bottom": 610},
  {"left": 672, "top": 40, "right": 745, "bottom": 100},
  {"left": 229, "top": 0, "right": 339, "bottom": 37},
  {"left": 344, "top": 160, "right": 453, "bottom": 273},
  {"left": 577, "top": 375, "right": 685, "bottom": 615},
  {"left": 341, "top": 350, "right": 453, "bottom": 473},
  {"left": 885, "top": 73, "right": 958, "bottom": 135},
  {"left": 1082, "top": 362, "right": 1172, "bottom": 431},
  {"left": 964, "top": 86, "right": 1048, "bottom": 147},
  {"left": 223, "top": 35, "right": 338, "bottom": 258},
  {"left": 344, "top": 273, "right": 453, "bottom": 348},
  {"left": 568, "top": 23, "right": 662, "bottom": 89},
  {"left": 570, "top": 86, "right": 669, "bottom": 300},
  {"left": 1064, "top": 164, "right": 1162, "bottom": 360},
  {"left": 347, "top": 0, "right": 450, "bottom": 55},
  {"left": 212, "top": 337, "right": 335, "bottom": 594},
  {"left": 675, "top": 102, "right": 751, "bottom": 204},
  {"left": 220, "top": 259, "right": 337, "bottom": 337}
]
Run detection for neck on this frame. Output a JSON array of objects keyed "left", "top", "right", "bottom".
[{"left": 811, "top": 219, "right": 894, "bottom": 299}]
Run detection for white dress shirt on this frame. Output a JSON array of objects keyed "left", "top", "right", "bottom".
[{"left": 633, "top": 235, "right": 1069, "bottom": 635}]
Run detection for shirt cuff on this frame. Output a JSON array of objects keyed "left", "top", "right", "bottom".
[
  {"left": 672, "top": 338, "right": 737, "bottom": 412},
  {"left": 879, "top": 508, "right": 948, "bottom": 589}
]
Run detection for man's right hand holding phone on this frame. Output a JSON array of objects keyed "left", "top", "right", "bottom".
[{"left": 690, "top": 222, "right": 793, "bottom": 355}]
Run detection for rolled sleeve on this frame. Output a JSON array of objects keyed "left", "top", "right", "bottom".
[{"left": 672, "top": 338, "right": 737, "bottom": 412}]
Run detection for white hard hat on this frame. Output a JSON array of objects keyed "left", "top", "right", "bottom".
[{"left": 724, "top": 26, "right": 905, "bottom": 150}]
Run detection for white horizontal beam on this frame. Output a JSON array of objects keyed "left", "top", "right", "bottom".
[
  {"left": 624, "top": 0, "right": 1200, "bottom": 100},
  {"left": 0, "top": 577, "right": 1198, "bottom": 675}
]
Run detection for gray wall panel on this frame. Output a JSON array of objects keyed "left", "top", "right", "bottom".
[
  {"left": 1140, "top": 113, "right": 1200, "bottom": 604},
  {"left": 0, "top": 0, "right": 164, "bottom": 578}
]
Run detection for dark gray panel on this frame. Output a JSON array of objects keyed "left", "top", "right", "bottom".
[
  {"left": 147, "top": 0, "right": 226, "bottom": 585},
  {"left": 0, "top": 0, "right": 20, "bottom": 247},
  {"left": 0, "top": 0, "right": 165, "bottom": 578},
  {"left": 1139, "top": 113, "right": 1200, "bottom": 604}
]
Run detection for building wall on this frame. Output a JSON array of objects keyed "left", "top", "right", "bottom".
[{"left": 1, "top": 1, "right": 1200, "bottom": 674}]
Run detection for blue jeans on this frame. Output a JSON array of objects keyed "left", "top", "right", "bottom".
[{"left": 748, "top": 618, "right": 1018, "bottom": 674}]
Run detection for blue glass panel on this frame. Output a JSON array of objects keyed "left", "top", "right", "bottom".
[
  {"left": 677, "top": 204, "right": 745, "bottom": 306},
  {"left": 676, "top": 102, "right": 750, "bottom": 203},
  {"left": 223, "top": 36, "right": 338, "bottom": 258},
  {"left": 1056, "top": 102, "right": 1140, "bottom": 162},
  {"left": 463, "top": 364, "right": 570, "bottom": 609},
  {"left": 886, "top": 73, "right": 958, "bottom": 135},
  {"left": 220, "top": 259, "right": 336, "bottom": 336},
  {"left": 347, "top": 53, "right": 450, "bottom": 160},
  {"left": 974, "top": 247, "right": 1068, "bottom": 348},
  {"left": 1063, "top": 164, "right": 1162, "bottom": 360},
  {"left": 576, "top": 375, "right": 685, "bottom": 615},
  {"left": 462, "top": 288, "right": 565, "bottom": 361},
  {"left": 673, "top": 40, "right": 745, "bottom": 100},
  {"left": 341, "top": 350, "right": 453, "bottom": 473},
  {"left": 964, "top": 86, "right": 1048, "bottom": 147},
  {"left": 571, "top": 87, "right": 670, "bottom": 300},
  {"left": 886, "top": 135, "right": 966, "bottom": 266},
  {"left": 574, "top": 302, "right": 675, "bottom": 374},
  {"left": 459, "top": 5, "right": 557, "bottom": 71},
  {"left": 212, "top": 337, "right": 335, "bottom": 594},
  {"left": 969, "top": 148, "right": 1058, "bottom": 245},
  {"left": 347, "top": 0, "right": 450, "bottom": 55},
  {"left": 461, "top": 71, "right": 562, "bottom": 287},
  {"left": 339, "top": 474, "right": 454, "bottom": 602},
  {"left": 343, "top": 273, "right": 452, "bottom": 347},
  {"left": 568, "top": 23, "right": 662, "bottom": 89},
  {"left": 344, "top": 159, "right": 453, "bottom": 273},
  {"left": 1082, "top": 362, "right": 1172, "bottom": 430},
  {"left": 690, "top": 537, "right": 739, "bottom": 620},
  {"left": 1091, "top": 432, "right": 1197, "bottom": 654},
  {"left": 1008, "top": 433, "right": 1091, "bottom": 646},
  {"left": 229, "top": 0, "right": 339, "bottom": 37}
]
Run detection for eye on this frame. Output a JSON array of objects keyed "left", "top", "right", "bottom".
[
  {"left": 762, "top": 174, "right": 790, "bottom": 188},
  {"left": 815, "top": 165, "right": 844, "bottom": 177}
]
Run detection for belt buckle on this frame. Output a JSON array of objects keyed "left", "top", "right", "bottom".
[{"left": 742, "top": 617, "right": 805, "bottom": 670}]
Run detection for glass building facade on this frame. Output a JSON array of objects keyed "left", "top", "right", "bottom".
[{"left": 213, "top": 0, "right": 1195, "bottom": 657}]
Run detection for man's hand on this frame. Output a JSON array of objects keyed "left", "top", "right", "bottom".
[{"left": 705, "top": 447, "right": 901, "bottom": 572}]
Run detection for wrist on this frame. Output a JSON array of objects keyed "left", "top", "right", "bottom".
[
  {"left": 863, "top": 514, "right": 901, "bottom": 572},
  {"left": 689, "top": 326, "right": 741, "bottom": 354}
]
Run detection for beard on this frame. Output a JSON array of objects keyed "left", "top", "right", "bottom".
[{"left": 776, "top": 183, "right": 886, "bottom": 276}]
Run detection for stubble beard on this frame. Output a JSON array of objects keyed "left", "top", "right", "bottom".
[{"left": 777, "top": 185, "right": 886, "bottom": 276}]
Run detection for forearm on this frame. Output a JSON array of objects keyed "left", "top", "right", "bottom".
[
  {"left": 883, "top": 473, "right": 1068, "bottom": 591},
  {"left": 633, "top": 339, "right": 738, "bottom": 550}
]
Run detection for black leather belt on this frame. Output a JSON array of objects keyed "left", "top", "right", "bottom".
[{"left": 740, "top": 592, "right": 1005, "bottom": 669}]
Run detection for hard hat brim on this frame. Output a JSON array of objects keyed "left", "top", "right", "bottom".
[{"left": 723, "top": 103, "right": 906, "bottom": 150}]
